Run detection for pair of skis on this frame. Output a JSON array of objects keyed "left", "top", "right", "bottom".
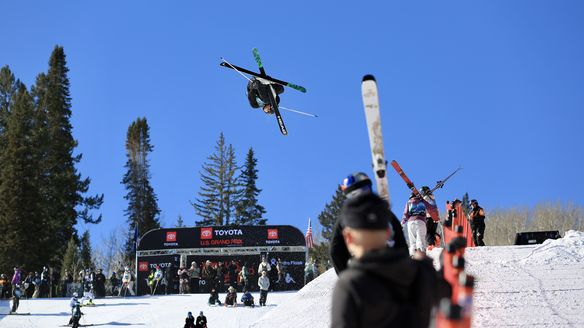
[
  {"left": 390, "top": 160, "right": 461, "bottom": 198},
  {"left": 220, "top": 49, "right": 310, "bottom": 135}
]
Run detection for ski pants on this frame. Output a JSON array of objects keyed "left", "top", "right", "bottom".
[
  {"left": 259, "top": 289, "right": 268, "bottom": 305},
  {"left": 11, "top": 298, "right": 19, "bottom": 312},
  {"left": 471, "top": 220, "right": 486, "bottom": 246},
  {"left": 407, "top": 219, "right": 427, "bottom": 255}
]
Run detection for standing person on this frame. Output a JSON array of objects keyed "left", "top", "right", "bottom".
[
  {"left": 188, "top": 261, "right": 200, "bottom": 293},
  {"left": 257, "top": 270, "right": 270, "bottom": 306},
  {"left": 469, "top": 199, "right": 486, "bottom": 246},
  {"left": 195, "top": 311, "right": 207, "bottom": 328},
  {"left": 275, "top": 259, "right": 284, "bottom": 288},
  {"left": 402, "top": 192, "right": 433, "bottom": 256},
  {"left": 11, "top": 267, "right": 21, "bottom": 294},
  {"left": 268, "top": 258, "right": 278, "bottom": 291},
  {"left": 23, "top": 272, "right": 34, "bottom": 298},
  {"left": 331, "top": 193, "right": 450, "bottom": 328},
  {"left": 40, "top": 266, "right": 50, "bottom": 298},
  {"left": 152, "top": 265, "right": 163, "bottom": 294},
  {"left": 68, "top": 292, "right": 81, "bottom": 325},
  {"left": 61, "top": 270, "right": 73, "bottom": 297},
  {"left": 239, "top": 262, "right": 249, "bottom": 291},
  {"left": 178, "top": 266, "right": 190, "bottom": 294},
  {"left": 109, "top": 271, "right": 119, "bottom": 296},
  {"left": 184, "top": 312, "right": 195, "bottom": 328},
  {"left": 331, "top": 172, "right": 408, "bottom": 275},
  {"left": 258, "top": 256, "right": 271, "bottom": 275},
  {"left": 214, "top": 261, "right": 224, "bottom": 292},
  {"left": 119, "top": 267, "right": 135, "bottom": 296},
  {"left": 201, "top": 261, "right": 214, "bottom": 293},
  {"left": 147, "top": 270, "right": 155, "bottom": 294},
  {"left": 0, "top": 274, "right": 9, "bottom": 299},
  {"left": 420, "top": 186, "right": 441, "bottom": 248},
  {"left": 228, "top": 260, "right": 238, "bottom": 289},
  {"left": 10, "top": 284, "right": 22, "bottom": 314},
  {"left": 94, "top": 269, "right": 106, "bottom": 298},
  {"left": 32, "top": 271, "right": 41, "bottom": 298}
]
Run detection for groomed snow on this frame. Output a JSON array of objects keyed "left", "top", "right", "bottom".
[{"left": 1, "top": 230, "right": 584, "bottom": 327}]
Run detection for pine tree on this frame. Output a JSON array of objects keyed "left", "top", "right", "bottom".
[
  {"left": 39, "top": 46, "right": 103, "bottom": 266},
  {"left": 0, "top": 84, "right": 45, "bottom": 272},
  {"left": 193, "top": 133, "right": 239, "bottom": 226},
  {"left": 176, "top": 215, "right": 185, "bottom": 228},
  {"left": 61, "top": 236, "right": 79, "bottom": 277},
  {"left": 309, "top": 186, "right": 346, "bottom": 271},
  {"left": 0, "top": 66, "right": 18, "bottom": 138},
  {"left": 235, "top": 147, "right": 266, "bottom": 225},
  {"left": 79, "top": 231, "right": 93, "bottom": 269},
  {"left": 122, "top": 117, "right": 160, "bottom": 260},
  {"left": 318, "top": 186, "right": 346, "bottom": 242}
]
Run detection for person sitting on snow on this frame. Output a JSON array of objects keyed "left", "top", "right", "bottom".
[
  {"left": 208, "top": 288, "right": 221, "bottom": 306},
  {"left": 195, "top": 311, "right": 207, "bottom": 328},
  {"left": 241, "top": 288, "right": 255, "bottom": 307},
  {"left": 224, "top": 285, "right": 237, "bottom": 307},
  {"left": 184, "top": 311, "right": 195, "bottom": 328}
]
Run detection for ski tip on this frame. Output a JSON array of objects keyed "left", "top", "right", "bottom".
[{"left": 362, "top": 74, "right": 376, "bottom": 82}]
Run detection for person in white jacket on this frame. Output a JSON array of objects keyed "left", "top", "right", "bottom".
[{"left": 257, "top": 271, "right": 270, "bottom": 306}]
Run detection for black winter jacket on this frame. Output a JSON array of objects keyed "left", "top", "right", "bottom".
[{"left": 332, "top": 248, "right": 450, "bottom": 328}]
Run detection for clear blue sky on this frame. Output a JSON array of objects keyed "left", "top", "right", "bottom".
[{"left": 1, "top": 1, "right": 583, "bottom": 245}]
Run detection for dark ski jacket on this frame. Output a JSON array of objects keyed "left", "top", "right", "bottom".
[
  {"left": 195, "top": 315, "right": 207, "bottom": 328},
  {"left": 332, "top": 248, "right": 450, "bottom": 328},
  {"left": 330, "top": 209, "right": 408, "bottom": 275},
  {"left": 246, "top": 78, "right": 284, "bottom": 108},
  {"left": 184, "top": 315, "right": 195, "bottom": 328}
]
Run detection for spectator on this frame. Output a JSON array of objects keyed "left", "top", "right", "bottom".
[
  {"left": 258, "top": 255, "right": 271, "bottom": 274},
  {"left": 201, "top": 261, "right": 215, "bottom": 293},
  {"left": 268, "top": 258, "right": 278, "bottom": 291},
  {"left": 258, "top": 270, "right": 270, "bottom": 306},
  {"left": 32, "top": 271, "right": 41, "bottom": 298},
  {"left": 195, "top": 311, "right": 207, "bottom": 328},
  {"left": 23, "top": 272, "right": 34, "bottom": 298},
  {"left": 0, "top": 274, "right": 10, "bottom": 299},
  {"left": 184, "top": 311, "right": 195, "bottom": 328},
  {"left": 331, "top": 172, "right": 408, "bottom": 275},
  {"left": 331, "top": 193, "right": 449, "bottom": 328},
  {"left": 11, "top": 267, "right": 22, "bottom": 294},
  {"left": 228, "top": 260, "right": 238, "bottom": 288},
  {"left": 224, "top": 285, "right": 237, "bottom": 307},
  {"left": 241, "top": 288, "right": 254, "bottom": 307},
  {"left": 208, "top": 287, "right": 222, "bottom": 306},
  {"left": 469, "top": 199, "right": 486, "bottom": 246},
  {"left": 214, "top": 261, "right": 224, "bottom": 292},
  {"left": 10, "top": 284, "right": 22, "bottom": 313},
  {"left": 239, "top": 263, "right": 249, "bottom": 291},
  {"left": 109, "top": 271, "right": 119, "bottom": 296},
  {"left": 178, "top": 266, "right": 190, "bottom": 294},
  {"left": 188, "top": 261, "right": 200, "bottom": 293},
  {"left": 61, "top": 270, "right": 73, "bottom": 297},
  {"left": 275, "top": 259, "right": 284, "bottom": 287},
  {"left": 94, "top": 269, "right": 106, "bottom": 298},
  {"left": 40, "top": 266, "right": 50, "bottom": 298},
  {"left": 51, "top": 268, "right": 60, "bottom": 298}
]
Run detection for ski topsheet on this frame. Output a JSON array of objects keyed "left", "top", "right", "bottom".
[
  {"left": 390, "top": 160, "right": 420, "bottom": 196},
  {"left": 361, "top": 75, "right": 390, "bottom": 205},
  {"left": 252, "top": 48, "right": 288, "bottom": 135}
]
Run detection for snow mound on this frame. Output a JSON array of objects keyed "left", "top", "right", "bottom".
[
  {"left": 250, "top": 268, "right": 337, "bottom": 328},
  {"left": 519, "top": 230, "right": 584, "bottom": 265}
]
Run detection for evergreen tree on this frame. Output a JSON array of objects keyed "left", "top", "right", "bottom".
[
  {"left": 0, "top": 84, "right": 45, "bottom": 272},
  {"left": 61, "top": 236, "right": 79, "bottom": 277},
  {"left": 79, "top": 230, "right": 93, "bottom": 269},
  {"left": 193, "top": 133, "right": 239, "bottom": 226},
  {"left": 122, "top": 117, "right": 160, "bottom": 260},
  {"left": 0, "top": 66, "right": 18, "bottom": 137},
  {"left": 318, "top": 186, "right": 346, "bottom": 242},
  {"left": 176, "top": 215, "right": 185, "bottom": 228},
  {"left": 235, "top": 147, "right": 266, "bottom": 225},
  {"left": 309, "top": 186, "right": 346, "bottom": 271},
  {"left": 38, "top": 46, "right": 103, "bottom": 266}
]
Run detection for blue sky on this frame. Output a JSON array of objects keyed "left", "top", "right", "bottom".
[{"left": 1, "top": 1, "right": 583, "bottom": 245}]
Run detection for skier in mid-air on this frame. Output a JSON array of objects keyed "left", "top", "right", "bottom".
[{"left": 246, "top": 77, "right": 284, "bottom": 115}]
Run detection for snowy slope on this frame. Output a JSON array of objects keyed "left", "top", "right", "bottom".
[{"left": 1, "top": 231, "right": 583, "bottom": 328}]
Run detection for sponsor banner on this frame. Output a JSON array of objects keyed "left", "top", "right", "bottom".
[{"left": 138, "top": 225, "right": 305, "bottom": 250}]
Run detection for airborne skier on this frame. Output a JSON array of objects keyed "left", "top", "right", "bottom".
[{"left": 247, "top": 78, "right": 284, "bottom": 114}]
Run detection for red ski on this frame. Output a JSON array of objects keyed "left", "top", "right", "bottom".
[{"left": 390, "top": 160, "right": 420, "bottom": 197}]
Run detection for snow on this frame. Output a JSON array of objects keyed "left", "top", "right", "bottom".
[{"left": 2, "top": 231, "right": 584, "bottom": 327}]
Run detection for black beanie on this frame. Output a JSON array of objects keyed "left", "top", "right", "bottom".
[{"left": 340, "top": 193, "right": 394, "bottom": 230}]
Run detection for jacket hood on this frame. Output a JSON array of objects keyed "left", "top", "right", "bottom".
[{"left": 348, "top": 248, "right": 419, "bottom": 287}]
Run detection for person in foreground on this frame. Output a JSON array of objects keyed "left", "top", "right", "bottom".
[{"left": 331, "top": 193, "right": 450, "bottom": 328}]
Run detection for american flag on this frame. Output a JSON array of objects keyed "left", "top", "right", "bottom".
[{"left": 305, "top": 218, "right": 314, "bottom": 249}]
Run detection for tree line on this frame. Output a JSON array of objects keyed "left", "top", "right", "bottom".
[{"left": 0, "top": 46, "right": 268, "bottom": 274}]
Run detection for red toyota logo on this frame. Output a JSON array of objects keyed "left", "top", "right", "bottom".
[
  {"left": 138, "top": 262, "right": 149, "bottom": 272},
  {"left": 166, "top": 231, "right": 177, "bottom": 242},
  {"left": 201, "top": 227, "right": 213, "bottom": 240},
  {"left": 267, "top": 229, "right": 278, "bottom": 240}
]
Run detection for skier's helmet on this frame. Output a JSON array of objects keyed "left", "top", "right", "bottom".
[
  {"left": 73, "top": 292, "right": 78, "bottom": 297},
  {"left": 341, "top": 172, "right": 372, "bottom": 198},
  {"left": 470, "top": 199, "right": 478, "bottom": 205}
]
